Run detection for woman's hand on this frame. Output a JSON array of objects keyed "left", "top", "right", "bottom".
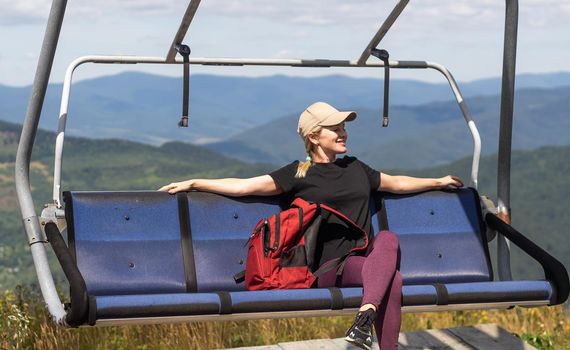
[
  {"left": 158, "top": 180, "right": 194, "bottom": 194},
  {"left": 437, "top": 175, "right": 464, "bottom": 189}
]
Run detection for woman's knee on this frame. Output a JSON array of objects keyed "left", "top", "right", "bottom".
[{"left": 373, "top": 230, "right": 400, "bottom": 251}]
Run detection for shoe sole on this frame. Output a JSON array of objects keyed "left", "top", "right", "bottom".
[{"left": 344, "top": 336, "right": 372, "bottom": 350}]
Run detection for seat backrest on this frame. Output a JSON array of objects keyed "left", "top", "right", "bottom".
[
  {"left": 65, "top": 191, "right": 190, "bottom": 295},
  {"left": 186, "top": 192, "right": 281, "bottom": 292},
  {"left": 65, "top": 188, "right": 491, "bottom": 296},
  {"left": 372, "top": 189, "right": 492, "bottom": 285}
]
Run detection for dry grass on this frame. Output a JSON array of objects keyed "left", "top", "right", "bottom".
[{"left": 1, "top": 287, "right": 568, "bottom": 350}]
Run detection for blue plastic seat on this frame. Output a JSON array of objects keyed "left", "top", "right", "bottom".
[{"left": 60, "top": 188, "right": 565, "bottom": 326}]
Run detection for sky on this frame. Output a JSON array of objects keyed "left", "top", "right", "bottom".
[{"left": 1, "top": 0, "right": 569, "bottom": 87}]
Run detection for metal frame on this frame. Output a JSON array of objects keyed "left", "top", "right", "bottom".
[
  {"left": 15, "top": 0, "right": 68, "bottom": 324},
  {"left": 91, "top": 300, "right": 549, "bottom": 327},
  {"left": 50, "top": 56, "right": 481, "bottom": 208},
  {"left": 15, "top": 0, "right": 520, "bottom": 326}
]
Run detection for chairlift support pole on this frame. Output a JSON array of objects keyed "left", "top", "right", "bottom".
[
  {"left": 357, "top": 0, "right": 409, "bottom": 65},
  {"left": 166, "top": 0, "right": 202, "bottom": 62},
  {"left": 496, "top": 0, "right": 519, "bottom": 281},
  {"left": 15, "top": 0, "right": 68, "bottom": 324}
]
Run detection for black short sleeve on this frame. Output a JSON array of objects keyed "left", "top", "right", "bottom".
[
  {"left": 357, "top": 160, "right": 380, "bottom": 191},
  {"left": 267, "top": 156, "right": 379, "bottom": 268},
  {"left": 269, "top": 161, "right": 299, "bottom": 193}
]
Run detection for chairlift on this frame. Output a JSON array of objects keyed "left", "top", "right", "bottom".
[{"left": 15, "top": 0, "right": 568, "bottom": 327}]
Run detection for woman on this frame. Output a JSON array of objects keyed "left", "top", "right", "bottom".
[{"left": 159, "top": 101, "right": 463, "bottom": 350}]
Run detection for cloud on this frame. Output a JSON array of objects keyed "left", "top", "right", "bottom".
[
  {"left": 0, "top": 0, "right": 51, "bottom": 24},
  {"left": 71, "top": 0, "right": 180, "bottom": 17},
  {"left": 0, "top": 0, "right": 181, "bottom": 24},
  {"left": 199, "top": 0, "right": 387, "bottom": 25},
  {"left": 3, "top": 0, "right": 569, "bottom": 29}
]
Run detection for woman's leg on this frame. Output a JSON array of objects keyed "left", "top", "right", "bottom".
[
  {"left": 374, "top": 270, "right": 402, "bottom": 350},
  {"left": 317, "top": 231, "right": 402, "bottom": 350}
]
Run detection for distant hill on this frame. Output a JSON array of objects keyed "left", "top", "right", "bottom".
[
  {"left": 1, "top": 117, "right": 568, "bottom": 290},
  {"left": 1, "top": 71, "right": 570, "bottom": 146},
  {"left": 0, "top": 119, "right": 274, "bottom": 192},
  {"left": 207, "top": 86, "right": 570, "bottom": 169}
]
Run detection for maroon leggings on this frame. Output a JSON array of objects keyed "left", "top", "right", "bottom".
[{"left": 317, "top": 231, "right": 402, "bottom": 350}]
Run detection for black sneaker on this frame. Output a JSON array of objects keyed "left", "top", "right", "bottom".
[{"left": 344, "top": 308, "right": 376, "bottom": 350}]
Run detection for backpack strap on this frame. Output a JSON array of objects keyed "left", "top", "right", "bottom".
[
  {"left": 320, "top": 203, "right": 364, "bottom": 233},
  {"left": 312, "top": 253, "right": 353, "bottom": 278},
  {"left": 312, "top": 257, "right": 341, "bottom": 278},
  {"left": 320, "top": 203, "right": 369, "bottom": 251},
  {"left": 291, "top": 197, "right": 314, "bottom": 211},
  {"left": 233, "top": 270, "right": 245, "bottom": 284}
]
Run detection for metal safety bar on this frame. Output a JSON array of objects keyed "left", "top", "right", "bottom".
[{"left": 51, "top": 55, "right": 481, "bottom": 208}]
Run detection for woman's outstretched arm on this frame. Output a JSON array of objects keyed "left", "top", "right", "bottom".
[
  {"left": 379, "top": 173, "right": 463, "bottom": 194},
  {"left": 158, "top": 175, "right": 283, "bottom": 197}
]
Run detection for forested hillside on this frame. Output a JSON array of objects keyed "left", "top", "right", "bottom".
[
  {"left": 0, "top": 119, "right": 274, "bottom": 290},
  {"left": 1, "top": 119, "right": 568, "bottom": 290}
]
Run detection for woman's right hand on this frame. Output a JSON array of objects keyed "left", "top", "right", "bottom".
[{"left": 158, "top": 180, "right": 194, "bottom": 194}]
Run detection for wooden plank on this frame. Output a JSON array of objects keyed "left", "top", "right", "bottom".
[
  {"left": 278, "top": 338, "right": 347, "bottom": 349},
  {"left": 398, "top": 328, "right": 473, "bottom": 349},
  {"left": 228, "top": 345, "right": 282, "bottom": 350},
  {"left": 330, "top": 336, "right": 380, "bottom": 349},
  {"left": 227, "top": 324, "right": 537, "bottom": 350},
  {"left": 446, "top": 324, "right": 537, "bottom": 350}
]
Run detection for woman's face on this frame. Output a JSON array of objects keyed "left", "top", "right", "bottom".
[{"left": 312, "top": 122, "right": 348, "bottom": 157}]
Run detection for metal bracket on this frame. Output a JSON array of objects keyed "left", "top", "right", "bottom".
[
  {"left": 23, "top": 216, "right": 47, "bottom": 245},
  {"left": 480, "top": 195, "right": 498, "bottom": 242},
  {"left": 40, "top": 203, "right": 67, "bottom": 236}
]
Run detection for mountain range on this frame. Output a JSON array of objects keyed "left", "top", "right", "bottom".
[
  {"left": 3, "top": 71, "right": 568, "bottom": 174},
  {"left": 0, "top": 72, "right": 570, "bottom": 138},
  {"left": 207, "top": 86, "right": 570, "bottom": 169}
]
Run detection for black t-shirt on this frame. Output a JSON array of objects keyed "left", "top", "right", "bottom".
[{"left": 269, "top": 156, "right": 380, "bottom": 268}]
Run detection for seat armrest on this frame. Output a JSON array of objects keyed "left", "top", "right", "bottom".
[{"left": 485, "top": 213, "right": 569, "bottom": 305}]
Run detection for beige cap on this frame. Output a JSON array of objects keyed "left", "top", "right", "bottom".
[{"left": 297, "top": 102, "right": 357, "bottom": 138}]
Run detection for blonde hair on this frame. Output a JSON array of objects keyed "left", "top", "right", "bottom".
[{"left": 295, "top": 126, "right": 322, "bottom": 178}]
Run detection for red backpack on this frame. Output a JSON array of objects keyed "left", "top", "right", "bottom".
[{"left": 239, "top": 198, "right": 369, "bottom": 290}]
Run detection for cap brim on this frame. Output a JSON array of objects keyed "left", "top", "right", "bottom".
[{"left": 318, "top": 111, "right": 357, "bottom": 126}]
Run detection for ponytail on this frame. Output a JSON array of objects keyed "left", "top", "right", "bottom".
[
  {"left": 295, "top": 157, "right": 312, "bottom": 178},
  {"left": 295, "top": 126, "right": 321, "bottom": 178}
]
